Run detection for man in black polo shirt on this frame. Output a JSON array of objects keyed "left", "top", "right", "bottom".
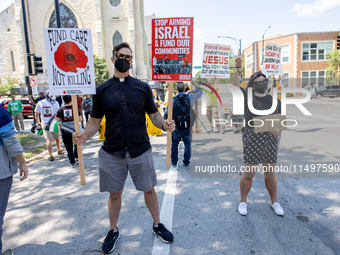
[
  {"left": 29, "top": 91, "right": 45, "bottom": 106},
  {"left": 73, "top": 42, "right": 175, "bottom": 253}
]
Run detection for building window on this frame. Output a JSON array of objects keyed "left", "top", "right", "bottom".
[
  {"left": 302, "top": 71, "right": 326, "bottom": 88},
  {"left": 10, "top": 51, "right": 15, "bottom": 71},
  {"left": 49, "top": 3, "right": 78, "bottom": 28},
  {"left": 246, "top": 52, "right": 254, "bottom": 70},
  {"left": 302, "top": 42, "right": 333, "bottom": 61},
  {"left": 110, "top": 0, "right": 121, "bottom": 7},
  {"left": 281, "top": 45, "right": 290, "bottom": 63},
  {"left": 113, "top": 31, "right": 122, "bottom": 47},
  {"left": 282, "top": 72, "right": 289, "bottom": 87},
  {"left": 318, "top": 71, "right": 325, "bottom": 87}
]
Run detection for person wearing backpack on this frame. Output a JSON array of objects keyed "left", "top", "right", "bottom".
[{"left": 166, "top": 80, "right": 203, "bottom": 167}]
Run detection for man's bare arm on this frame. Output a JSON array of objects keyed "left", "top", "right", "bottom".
[
  {"left": 72, "top": 117, "right": 102, "bottom": 144},
  {"left": 35, "top": 112, "right": 41, "bottom": 125},
  {"left": 149, "top": 111, "right": 165, "bottom": 129},
  {"left": 149, "top": 111, "right": 175, "bottom": 132}
]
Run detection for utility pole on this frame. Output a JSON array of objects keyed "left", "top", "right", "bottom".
[{"left": 20, "top": 0, "right": 35, "bottom": 121}]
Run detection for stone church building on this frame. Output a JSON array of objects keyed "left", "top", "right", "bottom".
[{"left": 0, "top": 0, "right": 150, "bottom": 89}]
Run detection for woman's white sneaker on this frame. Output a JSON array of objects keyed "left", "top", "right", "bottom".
[
  {"left": 271, "top": 202, "right": 284, "bottom": 216},
  {"left": 238, "top": 202, "right": 248, "bottom": 216}
]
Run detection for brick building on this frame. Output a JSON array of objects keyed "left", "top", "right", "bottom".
[{"left": 244, "top": 31, "right": 339, "bottom": 88}]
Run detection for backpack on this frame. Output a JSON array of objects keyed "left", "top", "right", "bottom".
[{"left": 173, "top": 94, "right": 196, "bottom": 129}]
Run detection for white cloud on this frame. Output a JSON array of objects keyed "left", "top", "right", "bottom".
[
  {"left": 293, "top": 0, "right": 340, "bottom": 18},
  {"left": 194, "top": 27, "right": 203, "bottom": 39}
]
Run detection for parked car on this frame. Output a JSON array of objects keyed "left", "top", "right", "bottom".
[
  {"left": 0, "top": 98, "right": 33, "bottom": 118},
  {"left": 316, "top": 85, "right": 340, "bottom": 99}
]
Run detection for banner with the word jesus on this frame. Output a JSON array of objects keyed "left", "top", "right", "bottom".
[
  {"left": 262, "top": 42, "right": 283, "bottom": 76},
  {"left": 43, "top": 28, "right": 96, "bottom": 96},
  {"left": 201, "top": 43, "right": 231, "bottom": 79},
  {"left": 152, "top": 17, "right": 194, "bottom": 81}
]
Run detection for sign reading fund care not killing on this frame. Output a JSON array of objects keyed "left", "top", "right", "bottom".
[
  {"left": 201, "top": 43, "right": 231, "bottom": 79},
  {"left": 152, "top": 17, "right": 194, "bottom": 81},
  {"left": 43, "top": 28, "right": 96, "bottom": 96},
  {"left": 262, "top": 42, "right": 284, "bottom": 76}
]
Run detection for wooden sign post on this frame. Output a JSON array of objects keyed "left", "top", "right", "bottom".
[
  {"left": 166, "top": 82, "right": 174, "bottom": 168},
  {"left": 71, "top": 95, "right": 86, "bottom": 185}
]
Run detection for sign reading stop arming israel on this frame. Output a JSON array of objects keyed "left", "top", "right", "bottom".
[
  {"left": 201, "top": 43, "right": 231, "bottom": 79},
  {"left": 43, "top": 28, "right": 96, "bottom": 96}
]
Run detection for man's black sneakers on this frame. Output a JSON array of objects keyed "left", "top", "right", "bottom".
[
  {"left": 152, "top": 223, "right": 174, "bottom": 243},
  {"left": 102, "top": 228, "right": 120, "bottom": 254}
]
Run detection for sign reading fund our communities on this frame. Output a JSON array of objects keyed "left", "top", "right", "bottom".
[
  {"left": 201, "top": 43, "right": 231, "bottom": 79},
  {"left": 152, "top": 17, "right": 194, "bottom": 81},
  {"left": 43, "top": 28, "right": 96, "bottom": 96},
  {"left": 262, "top": 42, "right": 284, "bottom": 76}
]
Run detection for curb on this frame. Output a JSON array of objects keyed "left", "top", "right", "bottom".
[{"left": 26, "top": 143, "right": 65, "bottom": 164}]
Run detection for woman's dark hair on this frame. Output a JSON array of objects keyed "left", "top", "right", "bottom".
[
  {"left": 247, "top": 72, "right": 266, "bottom": 88},
  {"left": 112, "top": 42, "right": 132, "bottom": 56},
  {"left": 62, "top": 95, "right": 72, "bottom": 104}
]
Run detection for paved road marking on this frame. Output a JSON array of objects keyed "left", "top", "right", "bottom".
[{"left": 151, "top": 165, "right": 178, "bottom": 255}]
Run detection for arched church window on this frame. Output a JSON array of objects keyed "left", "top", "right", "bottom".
[
  {"left": 10, "top": 51, "right": 15, "bottom": 71},
  {"left": 49, "top": 3, "right": 78, "bottom": 28},
  {"left": 113, "top": 31, "right": 122, "bottom": 47},
  {"left": 110, "top": 0, "right": 121, "bottom": 7}
]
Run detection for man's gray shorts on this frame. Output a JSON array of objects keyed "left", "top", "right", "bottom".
[{"left": 98, "top": 148, "right": 157, "bottom": 193}]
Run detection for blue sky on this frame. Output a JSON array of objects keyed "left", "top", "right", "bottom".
[{"left": 1, "top": 0, "right": 339, "bottom": 68}]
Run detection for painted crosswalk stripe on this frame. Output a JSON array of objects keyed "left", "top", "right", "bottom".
[{"left": 151, "top": 165, "right": 178, "bottom": 255}]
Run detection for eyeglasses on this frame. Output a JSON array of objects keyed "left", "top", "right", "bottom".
[
  {"left": 253, "top": 79, "right": 269, "bottom": 86},
  {"left": 115, "top": 53, "right": 133, "bottom": 61}
]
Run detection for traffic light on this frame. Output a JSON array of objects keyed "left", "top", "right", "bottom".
[
  {"left": 337, "top": 36, "right": 340, "bottom": 50},
  {"left": 33, "top": 55, "right": 43, "bottom": 74}
]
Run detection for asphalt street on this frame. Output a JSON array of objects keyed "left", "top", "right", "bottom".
[{"left": 2, "top": 97, "right": 340, "bottom": 255}]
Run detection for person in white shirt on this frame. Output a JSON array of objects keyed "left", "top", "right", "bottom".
[{"left": 35, "top": 91, "right": 63, "bottom": 161}]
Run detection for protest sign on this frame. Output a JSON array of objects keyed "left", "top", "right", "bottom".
[
  {"left": 253, "top": 114, "right": 287, "bottom": 133},
  {"left": 43, "top": 28, "right": 96, "bottom": 185},
  {"left": 43, "top": 28, "right": 96, "bottom": 96},
  {"left": 152, "top": 17, "right": 194, "bottom": 81},
  {"left": 201, "top": 43, "right": 231, "bottom": 79},
  {"left": 262, "top": 42, "right": 284, "bottom": 76}
]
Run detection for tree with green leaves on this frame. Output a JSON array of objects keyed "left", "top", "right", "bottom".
[
  {"left": 326, "top": 49, "right": 340, "bottom": 84},
  {"left": 0, "top": 77, "right": 18, "bottom": 96},
  {"left": 93, "top": 55, "right": 110, "bottom": 86}
]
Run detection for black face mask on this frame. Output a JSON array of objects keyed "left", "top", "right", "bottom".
[
  {"left": 254, "top": 83, "right": 267, "bottom": 93},
  {"left": 115, "top": 59, "right": 130, "bottom": 73},
  {"left": 253, "top": 79, "right": 268, "bottom": 94}
]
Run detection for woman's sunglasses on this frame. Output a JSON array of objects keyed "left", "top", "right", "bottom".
[
  {"left": 253, "top": 79, "right": 269, "bottom": 86},
  {"left": 115, "top": 53, "right": 133, "bottom": 61}
]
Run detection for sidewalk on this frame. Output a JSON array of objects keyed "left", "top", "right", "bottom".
[{"left": 3, "top": 134, "right": 170, "bottom": 255}]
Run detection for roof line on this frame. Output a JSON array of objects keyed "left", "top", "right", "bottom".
[
  {"left": 0, "top": 3, "right": 14, "bottom": 15},
  {"left": 253, "top": 30, "right": 340, "bottom": 43}
]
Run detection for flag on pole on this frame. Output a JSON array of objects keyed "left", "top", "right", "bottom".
[{"left": 44, "top": 115, "right": 60, "bottom": 132}]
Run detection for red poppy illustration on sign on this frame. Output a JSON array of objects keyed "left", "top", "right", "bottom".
[{"left": 54, "top": 41, "right": 88, "bottom": 73}]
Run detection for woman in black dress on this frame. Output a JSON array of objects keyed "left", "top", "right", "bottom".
[{"left": 232, "top": 53, "right": 284, "bottom": 216}]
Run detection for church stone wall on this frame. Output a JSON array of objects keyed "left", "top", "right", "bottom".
[{"left": 0, "top": 0, "right": 151, "bottom": 87}]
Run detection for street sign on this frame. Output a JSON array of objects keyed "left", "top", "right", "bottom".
[
  {"left": 194, "top": 66, "right": 201, "bottom": 69},
  {"left": 30, "top": 76, "right": 38, "bottom": 97}
]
